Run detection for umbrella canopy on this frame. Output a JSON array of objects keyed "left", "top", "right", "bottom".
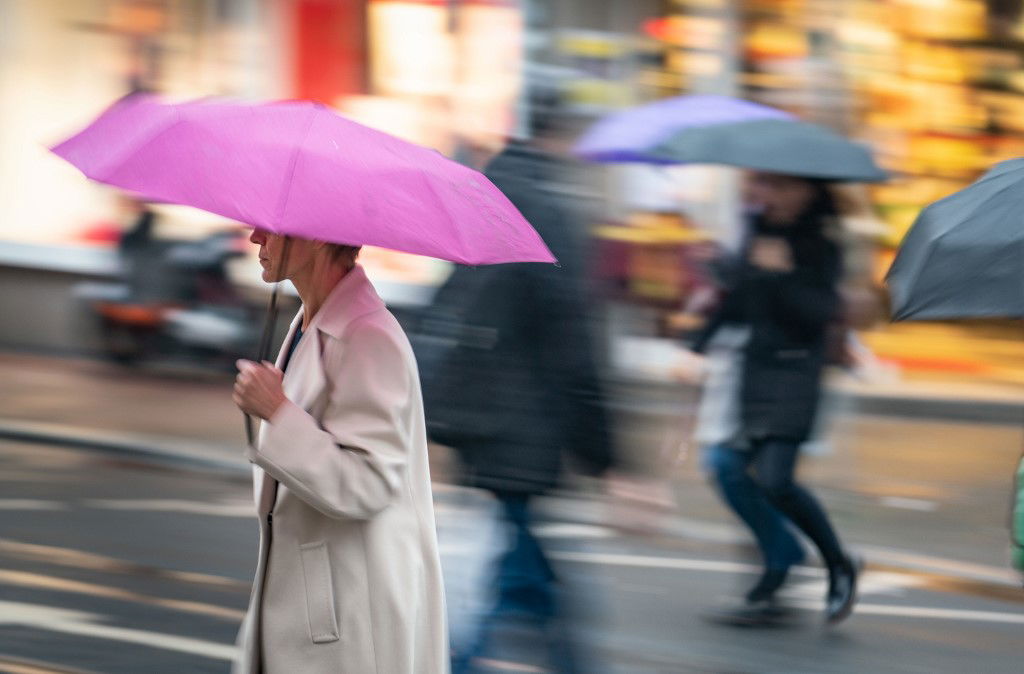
[
  {"left": 645, "top": 118, "right": 888, "bottom": 182},
  {"left": 51, "top": 95, "right": 555, "bottom": 266},
  {"left": 573, "top": 94, "right": 793, "bottom": 164},
  {"left": 886, "top": 158, "right": 1024, "bottom": 321}
]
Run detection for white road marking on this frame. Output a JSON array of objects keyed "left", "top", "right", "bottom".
[
  {"left": 547, "top": 550, "right": 793, "bottom": 577},
  {"left": 472, "top": 658, "right": 548, "bottom": 672},
  {"left": 879, "top": 496, "right": 938, "bottom": 512},
  {"left": 0, "top": 600, "right": 238, "bottom": 661},
  {"left": 81, "top": 499, "right": 254, "bottom": 517},
  {"left": 0, "top": 569, "right": 244, "bottom": 620},
  {"left": 533, "top": 523, "right": 617, "bottom": 539},
  {"left": 540, "top": 551, "right": 1024, "bottom": 624},
  {"left": 783, "top": 597, "right": 1024, "bottom": 624},
  {"left": 0, "top": 499, "right": 67, "bottom": 510},
  {"left": 857, "top": 545, "right": 1020, "bottom": 586},
  {"left": 780, "top": 571, "right": 926, "bottom": 602},
  {"left": 0, "top": 538, "right": 247, "bottom": 590},
  {"left": 0, "top": 498, "right": 255, "bottom": 517},
  {"left": 842, "top": 603, "right": 1024, "bottom": 624}
]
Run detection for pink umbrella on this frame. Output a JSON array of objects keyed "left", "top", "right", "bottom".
[
  {"left": 53, "top": 95, "right": 556, "bottom": 444},
  {"left": 51, "top": 95, "right": 555, "bottom": 265}
]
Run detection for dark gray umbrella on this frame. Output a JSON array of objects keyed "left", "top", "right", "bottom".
[
  {"left": 644, "top": 118, "right": 887, "bottom": 182},
  {"left": 886, "top": 158, "right": 1024, "bottom": 321}
]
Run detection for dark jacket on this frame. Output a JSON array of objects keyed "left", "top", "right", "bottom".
[
  {"left": 419, "top": 143, "right": 614, "bottom": 494},
  {"left": 693, "top": 216, "right": 841, "bottom": 443}
]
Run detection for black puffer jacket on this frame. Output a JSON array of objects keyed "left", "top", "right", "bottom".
[
  {"left": 693, "top": 215, "right": 841, "bottom": 443},
  {"left": 419, "top": 143, "right": 614, "bottom": 494}
]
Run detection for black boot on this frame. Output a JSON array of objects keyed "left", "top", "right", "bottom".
[{"left": 826, "top": 555, "right": 860, "bottom": 625}]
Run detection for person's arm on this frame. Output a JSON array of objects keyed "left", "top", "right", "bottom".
[
  {"left": 249, "top": 315, "right": 412, "bottom": 520},
  {"left": 689, "top": 280, "right": 751, "bottom": 354},
  {"left": 757, "top": 240, "right": 841, "bottom": 339}
]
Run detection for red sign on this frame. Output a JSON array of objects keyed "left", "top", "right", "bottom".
[{"left": 292, "top": 0, "right": 368, "bottom": 103}]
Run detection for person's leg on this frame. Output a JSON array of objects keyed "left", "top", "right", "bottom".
[
  {"left": 752, "top": 439, "right": 844, "bottom": 569},
  {"left": 493, "top": 493, "right": 556, "bottom": 619},
  {"left": 453, "top": 493, "right": 524, "bottom": 673},
  {"left": 500, "top": 496, "right": 588, "bottom": 672},
  {"left": 705, "top": 444, "right": 804, "bottom": 598},
  {"left": 453, "top": 493, "right": 562, "bottom": 673},
  {"left": 753, "top": 438, "right": 858, "bottom": 622}
]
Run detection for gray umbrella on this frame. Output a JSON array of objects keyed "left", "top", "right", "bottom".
[
  {"left": 886, "top": 158, "right": 1024, "bottom": 321},
  {"left": 644, "top": 118, "right": 887, "bottom": 182}
]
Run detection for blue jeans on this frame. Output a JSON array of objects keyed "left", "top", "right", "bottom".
[
  {"left": 704, "top": 444, "right": 806, "bottom": 571},
  {"left": 452, "top": 493, "right": 580, "bottom": 674}
]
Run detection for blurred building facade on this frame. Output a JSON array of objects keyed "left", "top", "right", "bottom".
[{"left": 0, "top": 0, "right": 1022, "bottom": 383}]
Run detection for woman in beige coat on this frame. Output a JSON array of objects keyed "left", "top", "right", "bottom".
[{"left": 231, "top": 230, "right": 449, "bottom": 673}]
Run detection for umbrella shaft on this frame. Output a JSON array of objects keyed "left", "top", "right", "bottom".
[{"left": 245, "top": 236, "right": 290, "bottom": 447}]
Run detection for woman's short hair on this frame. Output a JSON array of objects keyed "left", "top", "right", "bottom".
[{"left": 325, "top": 243, "right": 362, "bottom": 268}]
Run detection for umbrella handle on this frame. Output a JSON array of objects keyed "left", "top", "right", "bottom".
[
  {"left": 244, "top": 281, "right": 282, "bottom": 447},
  {"left": 243, "top": 236, "right": 290, "bottom": 448}
]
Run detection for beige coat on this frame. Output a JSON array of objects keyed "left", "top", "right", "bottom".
[{"left": 233, "top": 266, "right": 449, "bottom": 674}]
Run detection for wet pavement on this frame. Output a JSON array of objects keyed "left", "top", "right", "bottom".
[{"left": 1, "top": 439, "right": 1022, "bottom": 674}]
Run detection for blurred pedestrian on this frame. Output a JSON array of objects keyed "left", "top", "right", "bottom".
[
  {"left": 115, "top": 196, "right": 162, "bottom": 300},
  {"left": 682, "top": 172, "right": 859, "bottom": 626},
  {"left": 670, "top": 233, "right": 806, "bottom": 624},
  {"left": 423, "top": 101, "right": 616, "bottom": 673},
  {"left": 231, "top": 233, "right": 448, "bottom": 673}
]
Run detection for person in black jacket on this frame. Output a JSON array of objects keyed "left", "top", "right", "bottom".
[
  {"left": 690, "top": 172, "right": 858, "bottom": 626},
  {"left": 422, "top": 123, "right": 614, "bottom": 672}
]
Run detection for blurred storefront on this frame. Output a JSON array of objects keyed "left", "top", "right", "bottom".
[
  {"left": 579, "top": 0, "right": 1024, "bottom": 386},
  {"left": 548, "top": 1, "right": 747, "bottom": 321},
  {"left": 0, "top": 1, "right": 285, "bottom": 354},
  {"left": 733, "top": 0, "right": 1024, "bottom": 385},
  {"left": 0, "top": 0, "right": 287, "bottom": 247},
  {"left": 0, "top": 0, "right": 1021, "bottom": 383},
  {"left": 0, "top": 0, "right": 522, "bottom": 298}
]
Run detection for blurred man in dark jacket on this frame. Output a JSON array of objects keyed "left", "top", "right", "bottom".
[{"left": 422, "top": 100, "right": 614, "bottom": 674}]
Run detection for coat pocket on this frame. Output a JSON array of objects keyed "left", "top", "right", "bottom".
[{"left": 298, "top": 541, "right": 340, "bottom": 644}]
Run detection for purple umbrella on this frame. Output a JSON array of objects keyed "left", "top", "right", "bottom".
[
  {"left": 573, "top": 94, "right": 794, "bottom": 164},
  {"left": 52, "top": 94, "right": 555, "bottom": 265}
]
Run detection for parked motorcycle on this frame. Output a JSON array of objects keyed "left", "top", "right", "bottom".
[{"left": 76, "top": 227, "right": 259, "bottom": 369}]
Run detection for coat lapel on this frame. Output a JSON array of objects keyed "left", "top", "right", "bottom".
[
  {"left": 252, "top": 310, "right": 302, "bottom": 515},
  {"left": 250, "top": 266, "right": 385, "bottom": 516},
  {"left": 279, "top": 331, "right": 327, "bottom": 414}
]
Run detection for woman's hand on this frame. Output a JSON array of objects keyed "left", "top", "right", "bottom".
[
  {"left": 234, "top": 359, "right": 287, "bottom": 421},
  {"left": 749, "top": 236, "right": 794, "bottom": 273}
]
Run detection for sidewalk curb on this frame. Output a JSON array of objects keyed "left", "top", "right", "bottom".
[{"left": 0, "top": 419, "right": 249, "bottom": 481}]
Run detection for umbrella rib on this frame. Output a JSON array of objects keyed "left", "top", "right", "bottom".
[{"left": 271, "top": 104, "right": 320, "bottom": 233}]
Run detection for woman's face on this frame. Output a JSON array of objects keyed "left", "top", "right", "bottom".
[
  {"left": 744, "top": 172, "right": 817, "bottom": 227},
  {"left": 249, "top": 229, "right": 315, "bottom": 283}
]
